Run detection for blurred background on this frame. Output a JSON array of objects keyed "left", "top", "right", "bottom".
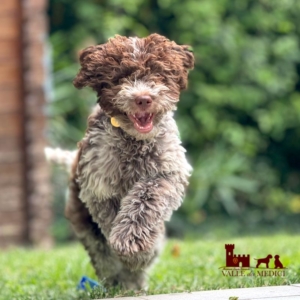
[{"left": 1, "top": 0, "right": 300, "bottom": 247}]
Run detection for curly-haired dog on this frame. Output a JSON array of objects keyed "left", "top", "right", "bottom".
[
  {"left": 46, "top": 34, "right": 194, "bottom": 289},
  {"left": 274, "top": 255, "right": 284, "bottom": 269},
  {"left": 255, "top": 254, "right": 273, "bottom": 268}
]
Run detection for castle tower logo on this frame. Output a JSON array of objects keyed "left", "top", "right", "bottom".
[
  {"left": 220, "top": 244, "right": 287, "bottom": 277},
  {"left": 225, "top": 244, "right": 250, "bottom": 268}
]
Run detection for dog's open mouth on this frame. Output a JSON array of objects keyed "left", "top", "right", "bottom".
[{"left": 128, "top": 112, "right": 154, "bottom": 133}]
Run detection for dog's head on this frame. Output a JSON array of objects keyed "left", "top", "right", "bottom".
[{"left": 73, "top": 34, "right": 194, "bottom": 139}]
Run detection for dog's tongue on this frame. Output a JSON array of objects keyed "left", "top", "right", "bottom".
[
  {"left": 129, "top": 112, "right": 154, "bottom": 133},
  {"left": 135, "top": 112, "right": 150, "bottom": 125}
]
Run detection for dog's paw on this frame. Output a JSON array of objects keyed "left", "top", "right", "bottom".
[{"left": 109, "top": 224, "right": 155, "bottom": 256}]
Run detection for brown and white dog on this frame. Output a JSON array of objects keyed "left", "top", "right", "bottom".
[{"left": 46, "top": 34, "right": 194, "bottom": 289}]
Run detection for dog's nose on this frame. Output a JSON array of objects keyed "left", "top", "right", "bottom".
[{"left": 135, "top": 95, "right": 152, "bottom": 109}]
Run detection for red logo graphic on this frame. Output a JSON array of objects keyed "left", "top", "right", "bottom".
[
  {"left": 220, "top": 244, "right": 286, "bottom": 276},
  {"left": 254, "top": 254, "right": 273, "bottom": 268},
  {"left": 225, "top": 244, "right": 250, "bottom": 268}
]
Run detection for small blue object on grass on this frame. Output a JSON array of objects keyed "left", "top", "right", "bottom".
[{"left": 77, "top": 275, "right": 106, "bottom": 291}]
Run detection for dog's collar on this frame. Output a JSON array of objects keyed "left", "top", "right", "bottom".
[{"left": 110, "top": 117, "right": 120, "bottom": 127}]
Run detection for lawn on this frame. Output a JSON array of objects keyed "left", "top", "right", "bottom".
[{"left": 1, "top": 234, "right": 299, "bottom": 300}]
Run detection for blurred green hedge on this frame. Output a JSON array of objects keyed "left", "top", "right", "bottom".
[{"left": 48, "top": 0, "right": 300, "bottom": 239}]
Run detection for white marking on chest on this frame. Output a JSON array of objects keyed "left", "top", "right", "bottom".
[
  {"left": 77, "top": 127, "right": 157, "bottom": 202},
  {"left": 78, "top": 140, "right": 119, "bottom": 201}
]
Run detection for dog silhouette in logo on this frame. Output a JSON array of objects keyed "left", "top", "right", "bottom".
[
  {"left": 254, "top": 254, "right": 272, "bottom": 268},
  {"left": 274, "top": 255, "right": 284, "bottom": 269}
]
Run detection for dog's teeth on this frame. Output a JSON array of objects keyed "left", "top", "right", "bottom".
[{"left": 129, "top": 112, "right": 154, "bottom": 133}]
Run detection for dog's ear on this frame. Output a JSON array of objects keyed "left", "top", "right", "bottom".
[
  {"left": 73, "top": 45, "right": 104, "bottom": 90},
  {"left": 182, "top": 45, "right": 194, "bottom": 70},
  {"left": 172, "top": 44, "right": 194, "bottom": 70}
]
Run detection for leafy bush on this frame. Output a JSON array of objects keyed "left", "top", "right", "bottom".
[{"left": 47, "top": 0, "right": 300, "bottom": 239}]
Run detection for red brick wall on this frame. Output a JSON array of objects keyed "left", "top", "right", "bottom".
[
  {"left": 0, "top": 0, "right": 27, "bottom": 246},
  {"left": 0, "top": 0, "right": 52, "bottom": 248},
  {"left": 23, "top": 0, "right": 53, "bottom": 248}
]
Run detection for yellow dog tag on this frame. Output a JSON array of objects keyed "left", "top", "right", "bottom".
[{"left": 111, "top": 117, "right": 120, "bottom": 127}]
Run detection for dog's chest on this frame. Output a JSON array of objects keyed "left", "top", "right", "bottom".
[{"left": 78, "top": 130, "right": 162, "bottom": 201}]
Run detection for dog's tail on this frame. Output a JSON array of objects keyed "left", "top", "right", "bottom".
[{"left": 44, "top": 147, "right": 77, "bottom": 173}]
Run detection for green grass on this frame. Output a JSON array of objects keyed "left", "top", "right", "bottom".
[{"left": 1, "top": 234, "right": 299, "bottom": 299}]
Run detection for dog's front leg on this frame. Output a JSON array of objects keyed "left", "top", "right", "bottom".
[{"left": 108, "top": 175, "right": 186, "bottom": 261}]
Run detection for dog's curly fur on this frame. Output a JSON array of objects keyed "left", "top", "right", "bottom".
[{"left": 48, "top": 34, "right": 194, "bottom": 289}]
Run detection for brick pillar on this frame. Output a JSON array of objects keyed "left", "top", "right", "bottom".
[
  {"left": 0, "top": 0, "right": 52, "bottom": 248},
  {"left": 22, "top": 0, "right": 53, "bottom": 248},
  {"left": 0, "top": 0, "right": 28, "bottom": 247}
]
